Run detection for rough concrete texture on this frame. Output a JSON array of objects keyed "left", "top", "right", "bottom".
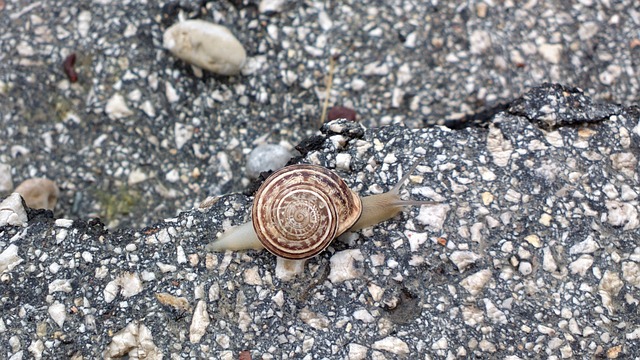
[{"left": 1, "top": 84, "right": 640, "bottom": 359}]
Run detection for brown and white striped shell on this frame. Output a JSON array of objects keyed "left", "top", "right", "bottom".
[{"left": 251, "top": 164, "right": 362, "bottom": 260}]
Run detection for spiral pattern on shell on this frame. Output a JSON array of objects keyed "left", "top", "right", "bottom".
[{"left": 252, "top": 164, "right": 362, "bottom": 260}]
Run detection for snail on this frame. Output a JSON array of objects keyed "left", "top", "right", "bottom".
[{"left": 205, "top": 162, "right": 432, "bottom": 260}]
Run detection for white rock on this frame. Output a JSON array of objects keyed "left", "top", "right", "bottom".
[
  {"left": 299, "top": 307, "right": 329, "bottom": 330},
  {"left": 353, "top": 309, "right": 375, "bottom": 323},
  {"left": 569, "top": 255, "right": 593, "bottom": 276},
  {"left": 598, "top": 270, "right": 623, "bottom": 315},
  {"left": 449, "top": 251, "right": 481, "bottom": 272},
  {"left": 542, "top": 247, "right": 558, "bottom": 273},
  {"left": 0, "top": 244, "right": 23, "bottom": 274},
  {"left": 0, "top": 163, "right": 13, "bottom": 193},
  {"left": 48, "top": 279, "right": 72, "bottom": 294},
  {"left": 104, "top": 280, "right": 119, "bottom": 303},
  {"left": 259, "top": 0, "right": 286, "bottom": 13},
  {"left": 460, "top": 269, "right": 492, "bottom": 296},
  {"left": 275, "top": 258, "right": 305, "bottom": 281},
  {"left": 416, "top": 204, "right": 451, "bottom": 231},
  {"left": 605, "top": 201, "right": 639, "bottom": 230},
  {"left": 27, "top": 339, "right": 44, "bottom": 360},
  {"left": 105, "top": 93, "right": 133, "bottom": 119},
  {"left": 165, "top": 82, "right": 179, "bottom": 103},
  {"left": 163, "top": 20, "right": 246, "bottom": 76},
  {"left": 14, "top": 178, "right": 59, "bottom": 210},
  {"left": 119, "top": 272, "right": 143, "bottom": 298},
  {"left": 486, "top": 126, "right": 513, "bottom": 167},
  {"left": 538, "top": 43, "right": 563, "bottom": 64},
  {"left": 174, "top": 122, "right": 194, "bottom": 150},
  {"left": 569, "top": 236, "right": 600, "bottom": 254},
  {"left": 246, "top": 144, "right": 292, "bottom": 179},
  {"left": 128, "top": 168, "right": 148, "bottom": 185},
  {"left": 347, "top": 343, "right": 368, "bottom": 360},
  {"left": 48, "top": 301, "right": 66, "bottom": 328},
  {"left": 470, "top": 29, "right": 492, "bottom": 54},
  {"left": 0, "top": 193, "right": 28, "bottom": 227},
  {"left": 335, "top": 153, "right": 352, "bottom": 171},
  {"left": 622, "top": 262, "right": 640, "bottom": 288},
  {"left": 372, "top": 336, "right": 410, "bottom": 355},
  {"left": 518, "top": 261, "right": 532, "bottom": 275},
  {"left": 328, "top": 249, "right": 364, "bottom": 283},
  {"left": 431, "top": 336, "right": 448, "bottom": 350},
  {"left": 77, "top": 10, "right": 91, "bottom": 38},
  {"left": 243, "top": 266, "right": 263, "bottom": 286},
  {"left": 189, "top": 300, "right": 210, "bottom": 343},
  {"left": 102, "top": 321, "right": 162, "bottom": 359},
  {"left": 484, "top": 299, "right": 507, "bottom": 324},
  {"left": 368, "top": 283, "right": 385, "bottom": 302}
]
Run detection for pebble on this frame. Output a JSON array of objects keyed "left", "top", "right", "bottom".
[
  {"left": 569, "top": 236, "right": 600, "bottom": 254},
  {"left": 416, "top": 204, "right": 450, "bottom": 231},
  {"left": 449, "top": 251, "right": 481, "bottom": 272},
  {"left": 103, "top": 322, "right": 161, "bottom": 359},
  {"left": 189, "top": 300, "right": 210, "bottom": 343},
  {"left": 459, "top": 269, "right": 492, "bottom": 296},
  {"left": 48, "top": 301, "right": 66, "bottom": 328},
  {"left": 538, "top": 43, "right": 563, "bottom": 64},
  {"left": 622, "top": 262, "right": 639, "bottom": 288},
  {"left": 14, "top": 178, "right": 59, "bottom": 210},
  {"left": 605, "top": 200, "right": 639, "bottom": 230},
  {"left": 348, "top": 343, "right": 368, "bottom": 360},
  {"left": 0, "top": 244, "right": 22, "bottom": 274},
  {"left": 372, "top": 336, "right": 409, "bottom": 355},
  {"left": 569, "top": 255, "right": 593, "bottom": 276},
  {"left": 0, "top": 193, "right": 28, "bottom": 227},
  {"left": 328, "top": 249, "right": 364, "bottom": 283},
  {"left": 105, "top": 93, "right": 133, "bottom": 119},
  {"left": 246, "top": 144, "right": 292, "bottom": 179},
  {"left": 599, "top": 271, "right": 623, "bottom": 314},
  {"left": 48, "top": 279, "right": 72, "bottom": 294},
  {"left": 163, "top": 20, "right": 246, "bottom": 76},
  {"left": 174, "top": 122, "right": 194, "bottom": 150},
  {"left": 0, "top": 163, "right": 13, "bottom": 193},
  {"left": 259, "top": 0, "right": 286, "bottom": 13}
]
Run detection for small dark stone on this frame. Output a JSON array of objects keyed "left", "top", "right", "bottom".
[{"left": 294, "top": 135, "right": 326, "bottom": 157}]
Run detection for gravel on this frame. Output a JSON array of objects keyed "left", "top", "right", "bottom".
[{"left": 1, "top": 0, "right": 640, "bottom": 358}]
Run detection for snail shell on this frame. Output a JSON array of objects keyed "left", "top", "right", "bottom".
[{"left": 252, "top": 164, "right": 362, "bottom": 260}]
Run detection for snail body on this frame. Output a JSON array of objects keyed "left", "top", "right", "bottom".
[{"left": 206, "top": 163, "right": 430, "bottom": 259}]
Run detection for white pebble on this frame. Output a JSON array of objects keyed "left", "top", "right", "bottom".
[
  {"left": 328, "top": 249, "right": 364, "bottom": 283},
  {"left": 246, "top": 144, "right": 292, "bottom": 179},
  {"left": 48, "top": 302, "right": 66, "bottom": 328},
  {"left": 335, "top": 153, "right": 351, "bottom": 171},
  {"left": 189, "top": 300, "right": 210, "bottom": 343},
  {"left": 163, "top": 20, "right": 246, "bottom": 76},
  {"left": 0, "top": 193, "right": 28, "bottom": 227},
  {"left": 259, "top": 0, "right": 286, "bottom": 13},
  {"left": 460, "top": 269, "right": 492, "bottom": 296},
  {"left": 372, "top": 336, "right": 409, "bottom": 355},
  {"left": 538, "top": 43, "right": 563, "bottom": 64},
  {"left": 174, "top": 122, "right": 194, "bottom": 150},
  {"left": 449, "top": 251, "right": 481, "bottom": 272},
  {"left": 569, "top": 255, "right": 593, "bottom": 276},
  {"left": 0, "top": 244, "right": 23, "bottom": 274},
  {"left": 105, "top": 93, "right": 133, "bottom": 119},
  {"left": 48, "top": 279, "right": 72, "bottom": 294}
]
